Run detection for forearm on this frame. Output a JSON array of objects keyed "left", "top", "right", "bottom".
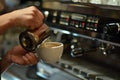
[
  {"left": 0, "top": 12, "right": 15, "bottom": 34},
  {"left": 0, "top": 54, "right": 12, "bottom": 74}
]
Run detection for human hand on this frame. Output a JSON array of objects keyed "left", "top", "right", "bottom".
[
  {"left": 10, "top": 6, "right": 44, "bottom": 30},
  {"left": 6, "top": 45, "right": 38, "bottom": 65}
]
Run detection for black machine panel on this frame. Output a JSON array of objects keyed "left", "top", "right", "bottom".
[
  {"left": 40, "top": 1, "right": 120, "bottom": 71},
  {"left": 43, "top": 10, "right": 120, "bottom": 46}
]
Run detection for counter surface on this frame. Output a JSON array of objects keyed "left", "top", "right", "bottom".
[{"left": 1, "top": 52, "right": 120, "bottom": 80}]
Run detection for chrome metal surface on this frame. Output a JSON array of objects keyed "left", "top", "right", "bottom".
[
  {"left": 1, "top": 71, "right": 20, "bottom": 80},
  {"left": 42, "top": 1, "right": 120, "bottom": 19}
]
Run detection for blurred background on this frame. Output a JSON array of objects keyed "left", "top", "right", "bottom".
[{"left": 0, "top": 0, "right": 120, "bottom": 80}]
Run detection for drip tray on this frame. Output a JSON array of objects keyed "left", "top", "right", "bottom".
[
  {"left": 37, "top": 71, "right": 82, "bottom": 80},
  {"left": 36, "top": 63, "right": 83, "bottom": 80}
]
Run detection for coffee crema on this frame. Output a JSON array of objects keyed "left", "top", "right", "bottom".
[{"left": 41, "top": 42, "right": 61, "bottom": 48}]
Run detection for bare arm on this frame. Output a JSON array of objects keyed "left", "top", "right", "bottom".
[
  {"left": 0, "top": 6, "right": 44, "bottom": 34},
  {"left": 0, "top": 13, "right": 14, "bottom": 34}
]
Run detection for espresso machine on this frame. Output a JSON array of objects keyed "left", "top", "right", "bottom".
[
  {"left": 34, "top": 0, "right": 120, "bottom": 80},
  {"left": 1, "top": 0, "right": 120, "bottom": 80}
]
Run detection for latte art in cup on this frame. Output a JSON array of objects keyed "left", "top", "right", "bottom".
[{"left": 41, "top": 42, "right": 62, "bottom": 48}]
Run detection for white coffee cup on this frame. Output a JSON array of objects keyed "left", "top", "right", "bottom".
[{"left": 36, "top": 41, "right": 64, "bottom": 64}]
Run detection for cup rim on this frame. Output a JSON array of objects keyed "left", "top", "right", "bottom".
[{"left": 43, "top": 42, "right": 63, "bottom": 48}]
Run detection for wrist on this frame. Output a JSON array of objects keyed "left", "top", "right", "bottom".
[
  {"left": 0, "top": 12, "right": 16, "bottom": 28},
  {"left": 6, "top": 12, "right": 16, "bottom": 28}
]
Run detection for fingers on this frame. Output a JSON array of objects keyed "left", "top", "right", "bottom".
[
  {"left": 9, "top": 45, "right": 38, "bottom": 66},
  {"left": 32, "top": 6, "right": 44, "bottom": 26},
  {"left": 22, "top": 52, "right": 38, "bottom": 65},
  {"left": 22, "top": 56, "right": 31, "bottom": 65},
  {"left": 12, "top": 6, "right": 44, "bottom": 30},
  {"left": 26, "top": 6, "right": 44, "bottom": 30},
  {"left": 26, "top": 53, "right": 38, "bottom": 64}
]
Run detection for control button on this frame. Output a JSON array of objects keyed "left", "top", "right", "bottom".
[
  {"left": 60, "top": 63, "right": 72, "bottom": 70},
  {"left": 67, "top": 65, "right": 72, "bottom": 70},
  {"left": 87, "top": 74, "right": 97, "bottom": 80},
  {"left": 95, "top": 76, "right": 114, "bottom": 80},
  {"left": 60, "top": 63, "right": 66, "bottom": 68},
  {"left": 73, "top": 68, "right": 80, "bottom": 74},
  {"left": 103, "top": 23, "right": 119, "bottom": 34},
  {"left": 80, "top": 71, "right": 88, "bottom": 78}
]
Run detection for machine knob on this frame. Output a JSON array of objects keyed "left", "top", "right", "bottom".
[
  {"left": 71, "top": 48, "right": 84, "bottom": 57},
  {"left": 103, "top": 23, "right": 119, "bottom": 34}
]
